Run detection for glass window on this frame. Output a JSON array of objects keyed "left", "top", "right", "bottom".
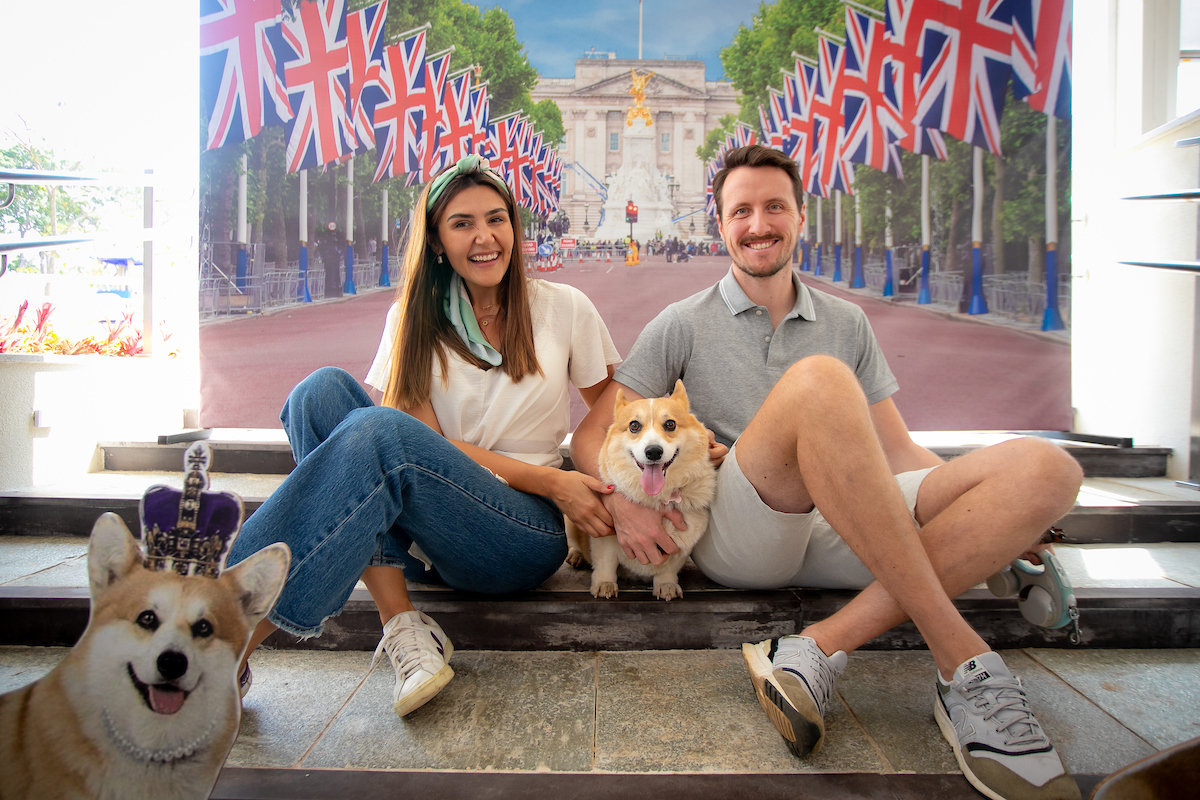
[
  {"left": 609, "top": 132, "right": 620, "bottom": 151},
  {"left": 661, "top": 133, "right": 671, "bottom": 152}
]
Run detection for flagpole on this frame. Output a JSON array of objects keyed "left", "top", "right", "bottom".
[
  {"left": 299, "top": 170, "right": 312, "bottom": 302},
  {"left": 833, "top": 190, "right": 843, "bottom": 283},
  {"left": 1042, "top": 114, "right": 1065, "bottom": 330},
  {"left": 815, "top": 196, "right": 824, "bottom": 276},
  {"left": 344, "top": 157, "right": 357, "bottom": 295},
  {"left": 968, "top": 146, "right": 988, "bottom": 314},
  {"left": 801, "top": 192, "right": 810, "bottom": 272},
  {"left": 236, "top": 153, "right": 248, "bottom": 291},
  {"left": 919, "top": 154, "right": 931, "bottom": 304},
  {"left": 379, "top": 188, "right": 391, "bottom": 288},
  {"left": 883, "top": 192, "right": 895, "bottom": 297},
  {"left": 852, "top": 191, "right": 865, "bottom": 288}
]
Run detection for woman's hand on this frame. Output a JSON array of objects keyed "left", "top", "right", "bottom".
[{"left": 546, "top": 470, "right": 614, "bottom": 539}]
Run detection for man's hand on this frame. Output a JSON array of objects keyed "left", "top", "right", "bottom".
[
  {"left": 706, "top": 428, "right": 728, "bottom": 468},
  {"left": 602, "top": 491, "right": 683, "bottom": 566}
]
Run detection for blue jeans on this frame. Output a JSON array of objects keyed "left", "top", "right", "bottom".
[{"left": 226, "top": 367, "right": 567, "bottom": 638}]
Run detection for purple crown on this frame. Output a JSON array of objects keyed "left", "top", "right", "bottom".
[{"left": 139, "top": 442, "right": 244, "bottom": 578}]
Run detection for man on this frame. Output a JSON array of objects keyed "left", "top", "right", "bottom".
[{"left": 571, "top": 145, "right": 1083, "bottom": 800}]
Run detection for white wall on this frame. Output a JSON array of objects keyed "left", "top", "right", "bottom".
[{"left": 1072, "top": 0, "right": 1199, "bottom": 478}]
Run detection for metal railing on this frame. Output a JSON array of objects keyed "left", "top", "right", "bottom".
[{"left": 0, "top": 167, "right": 158, "bottom": 350}]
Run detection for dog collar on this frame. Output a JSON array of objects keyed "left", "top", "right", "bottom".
[{"left": 102, "top": 708, "right": 219, "bottom": 764}]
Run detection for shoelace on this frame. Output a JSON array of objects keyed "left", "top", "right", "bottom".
[
  {"left": 964, "top": 676, "right": 1048, "bottom": 748},
  {"left": 371, "top": 619, "right": 435, "bottom": 681},
  {"left": 776, "top": 644, "right": 838, "bottom": 712}
]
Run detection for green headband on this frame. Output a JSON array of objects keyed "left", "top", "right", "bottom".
[{"left": 426, "top": 154, "right": 512, "bottom": 210}]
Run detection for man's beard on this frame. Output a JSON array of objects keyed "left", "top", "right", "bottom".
[{"left": 729, "top": 237, "right": 794, "bottom": 279}]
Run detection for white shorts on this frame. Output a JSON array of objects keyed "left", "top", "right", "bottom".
[{"left": 692, "top": 442, "right": 937, "bottom": 590}]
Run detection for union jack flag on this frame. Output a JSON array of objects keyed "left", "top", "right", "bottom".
[
  {"left": 705, "top": 160, "right": 718, "bottom": 216},
  {"left": 534, "top": 140, "right": 557, "bottom": 216},
  {"left": 434, "top": 69, "right": 477, "bottom": 171},
  {"left": 370, "top": 27, "right": 427, "bottom": 182},
  {"left": 812, "top": 33, "right": 854, "bottom": 197},
  {"left": 881, "top": 0, "right": 948, "bottom": 158},
  {"left": 280, "top": 0, "right": 356, "bottom": 172},
  {"left": 841, "top": 7, "right": 906, "bottom": 178},
  {"left": 469, "top": 80, "right": 490, "bottom": 157},
  {"left": 1011, "top": 0, "right": 1071, "bottom": 119},
  {"left": 405, "top": 48, "right": 453, "bottom": 186},
  {"left": 485, "top": 112, "right": 524, "bottom": 192},
  {"left": 910, "top": 0, "right": 1018, "bottom": 155},
  {"left": 780, "top": 61, "right": 815, "bottom": 169},
  {"left": 759, "top": 93, "right": 785, "bottom": 150},
  {"left": 733, "top": 122, "right": 759, "bottom": 148},
  {"left": 514, "top": 122, "right": 537, "bottom": 210},
  {"left": 345, "top": 0, "right": 387, "bottom": 152},
  {"left": 200, "top": 0, "right": 292, "bottom": 151}
]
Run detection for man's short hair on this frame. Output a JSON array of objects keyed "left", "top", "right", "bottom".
[{"left": 712, "top": 145, "right": 805, "bottom": 220}]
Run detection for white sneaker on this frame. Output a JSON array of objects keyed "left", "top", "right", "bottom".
[
  {"left": 371, "top": 610, "right": 455, "bottom": 717},
  {"left": 743, "top": 635, "right": 848, "bottom": 756},
  {"left": 935, "top": 652, "right": 1080, "bottom": 800}
]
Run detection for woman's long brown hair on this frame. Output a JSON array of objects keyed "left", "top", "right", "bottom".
[{"left": 381, "top": 172, "right": 542, "bottom": 411}]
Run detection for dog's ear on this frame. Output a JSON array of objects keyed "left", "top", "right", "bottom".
[
  {"left": 88, "top": 513, "right": 142, "bottom": 597},
  {"left": 221, "top": 544, "right": 291, "bottom": 624},
  {"left": 670, "top": 379, "right": 689, "bottom": 408},
  {"left": 613, "top": 387, "right": 628, "bottom": 415}
]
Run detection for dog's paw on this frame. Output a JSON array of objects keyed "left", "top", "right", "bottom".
[
  {"left": 592, "top": 581, "right": 619, "bottom": 599},
  {"left": 565, "top": 548, "right": 587, "bottom": 569},
  {"left": 654, "top": 582, "right": 683, "bottom": 601}
]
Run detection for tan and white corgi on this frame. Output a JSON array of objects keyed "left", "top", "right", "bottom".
[
  {"left": 0, "top": 513, "right": 289, "bottom": 800},
  {"left": 567, "top": 380, "right": 717, "bottom": 600}
]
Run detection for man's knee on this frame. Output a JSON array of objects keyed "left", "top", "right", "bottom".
[
  {"left": 777, "top": 355, "right": 862, "bottom": 403},
  {"left": 1005, "top": 437, "right": 1083, "bottom": 520}
]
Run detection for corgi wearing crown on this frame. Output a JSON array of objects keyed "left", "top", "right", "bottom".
[
  {"left": 567, "top": 380, "right": 717, "bottom": 600},
  {"left": 0, "top": 445, "right": 290, "bottom": 800}
]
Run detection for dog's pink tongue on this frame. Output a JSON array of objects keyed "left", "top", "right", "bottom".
[
  {"left": 149, "top": 685, "right": 186, "bottom": 715},
  {"left": 640, "top": 463, "right": 666, "bottom": 496}
]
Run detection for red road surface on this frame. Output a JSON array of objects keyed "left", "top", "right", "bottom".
[{"left": 199, "top": 254, "right": 1071, "bottom": 432}]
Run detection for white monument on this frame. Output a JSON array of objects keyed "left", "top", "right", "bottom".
[
  {"left": 593, "top": 69, "right": 677, "bottom": 242},
  {"left": 594, "top": 118, "right": 677, "bottom": 241}
]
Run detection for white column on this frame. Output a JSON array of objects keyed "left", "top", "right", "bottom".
[
  {"left": 299, "top": 170, "right": 308, "bottom": 246},
  {"left": 237, "top": 154, "right": 248, "bottom": 245},
  {"left": 346, "top": 157, "right": 354, "bottom": 246}
]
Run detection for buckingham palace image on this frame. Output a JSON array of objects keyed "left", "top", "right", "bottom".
[{"left": 531, "top": 56, "right": 740, "bottom": 240}]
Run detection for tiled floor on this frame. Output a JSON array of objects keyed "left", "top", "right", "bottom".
[{"left": 1, "top": 644, "right": 1194, "bottom": 779}]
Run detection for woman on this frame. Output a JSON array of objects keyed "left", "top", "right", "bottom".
[{"left": 226, "top": 154, "right": 620, "bottom": 717}]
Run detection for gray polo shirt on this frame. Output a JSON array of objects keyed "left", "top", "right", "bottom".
[{"left": 615, "top": 268, "right": 898, "bottom": 447}]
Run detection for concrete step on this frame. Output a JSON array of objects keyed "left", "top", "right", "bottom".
[
  {"left": 6, "top": 644, "right": 1197, "bottom": 797},
  {"left": 95, "top": 429, "right": 1171, "bottom": 478},
  {"left": 4, "top": 472, "right": 1200, "bottom": 543},
  {"left": 3, "top": 538, "right": 1198, "bottom": 652}
]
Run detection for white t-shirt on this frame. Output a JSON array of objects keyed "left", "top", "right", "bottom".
[{"left": 366, "top": 280, "right": 620, "bottom": 468}]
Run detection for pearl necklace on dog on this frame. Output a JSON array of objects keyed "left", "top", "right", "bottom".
[{"left": 103, "top": 708, "right": 219, "bottom": 764}]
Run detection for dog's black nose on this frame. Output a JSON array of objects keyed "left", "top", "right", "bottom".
[
  {"left": 157, "top": 650, "right": 188, "bottom": 682},
  {"left": 645, "top": 444, "right": 664, "bottom": 462}
]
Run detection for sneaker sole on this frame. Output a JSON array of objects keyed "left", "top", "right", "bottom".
[
  {"left": 394, "top": 663, "right": 455, "bottom": 718},
  {"left": 934, "top": 692, "right": 1007, "bottom": 800},
  {"left": 742, "top": 641, "right": 825, "bottom": 757}
]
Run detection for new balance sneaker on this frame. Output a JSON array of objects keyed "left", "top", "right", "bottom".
[
  {"left": 935, "top": 652, "right": 1081, "bottom": 800},
  {"left": 743, "top": 635, "right": 848, "bottom": 756},
  {"left": 371, "top": 610, "right": 455, "bottom": 717}
]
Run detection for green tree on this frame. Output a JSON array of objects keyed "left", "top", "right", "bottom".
[
  {"left": 696, "top": 114, "right": 739, "bottom": 163},
  {"left": 719, "top": 0, "right": 851, "bottom": 124}
]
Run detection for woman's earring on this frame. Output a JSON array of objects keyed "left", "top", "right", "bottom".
[{"left": 437, "top": 254, "right": 444, "bottom": 265}]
